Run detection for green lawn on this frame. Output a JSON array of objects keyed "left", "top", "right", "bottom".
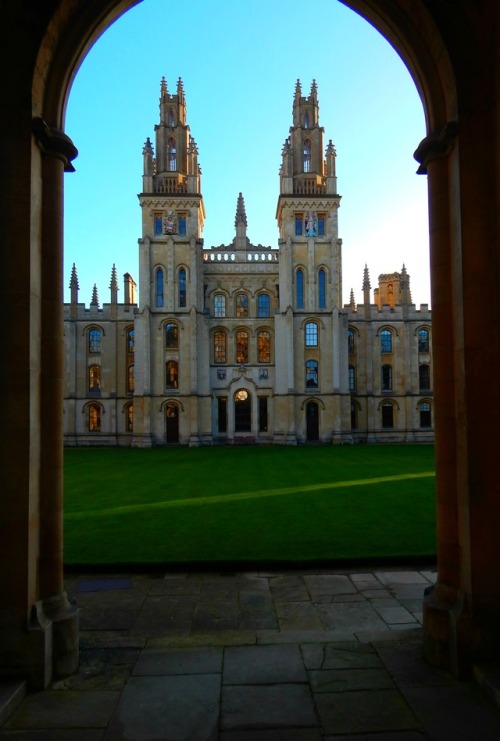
[{"left": 64, "top": 444, "right": 436, "bottom": 566}]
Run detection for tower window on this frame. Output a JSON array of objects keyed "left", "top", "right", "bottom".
[
  {"left": 235, "top": 293, "right": 249, "bottom": 317},
  {"left": 88, "top": 328, "right": 102, "bottom": 354},
  {"left": 381, "top": 364, "right": 393, "bottom": 391},
  {"left": 155, "top": 268, "right": 164, "bottom": 308},
  {"left": 166, "top": 360, "right": 178, "bottom": 389},
  {"left": 420, "top": 401, "right": 432, "bottom": 428},
  {"left": 214, "top": 330, "right": 227, "bottom": 364},
  {"left": 169, "top": 109, "right": 175, "bottom": 127},
  {"left": 318, "top": 268, "right": 326, "bottom": 309},
  {"left": 304, "top": 112, "right": 309, "bottom": 128},
  {"left": 380, "top": 329, "right": 393, "bottom": 353},
  {"left": 305, "top": 321, "right": 318, "bottom": 347},
  {"left": 88, "top": 403, "right": 101, "bottom": 432},
  {"left": 258, "top": 331, "right": 271, "bottom": 363},
  {"left": 382, "top": 402, "right": 394, "bottom": 428},
  {"left": 165, "top": 322, "right": 179, "bottom": 348},
  {"left": 419, "top": 364, "right": 431, "bottom": 391},
  {"left": 296, "top": 268, "right": 304, "bottom": 309},
  {"left": 214, "top": 294, "right": 226, "bottom": 317},
  {"left": 348, "top": 364, "right": 356, "bottom": 392},
  {"left": 88, "top": 364, "right": 101, "bottom": 392},
  {"left": 418, "top": 328, "right": 430, "bottom": 352},
  {"left": 167, "top": 137, "right": 176, "bottom": 171},
  {"left": 127, "top": 364, "right": 134, "bottom": 393},
  {"left": 178, "top": 268, "right": 186, "bottom": 307},
  {"left": 306, "top": 359, "right": 319, "bottom": 388},
  {"left": 236, "top": 330, "right": 249, "bottom": 363},
  {"left": 348, "top": 329, "right": 355, "bottom": 354},
  {"left": 257, "top": 293, "right": 271, "bottom": 317},
  {"left": 303, "top": 139, "right": 311, "bottom": 173}
]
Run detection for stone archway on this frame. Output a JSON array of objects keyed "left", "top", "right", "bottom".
[{"left": 1, "top": 0, "right": 499, "bottom": 686}]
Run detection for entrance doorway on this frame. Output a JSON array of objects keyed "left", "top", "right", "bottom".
[
  {"left": 234, "top": 389, "right": 251, "bottom": 432},
  {"left": 165, "top": 402, "right": 179, "bottom": 443},
  {"left": 306, "top": 401, "right": 319, "bottom": 441}
]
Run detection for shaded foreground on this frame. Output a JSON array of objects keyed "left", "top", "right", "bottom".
[{"left": 64, "top": 445, "right": 436, "bottom": 566}]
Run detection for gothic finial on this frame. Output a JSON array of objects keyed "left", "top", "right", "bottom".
[
  {"left": 235, "top": 192, "right": 247, "bottom": 227},
  {"left": 142, "top": 136, "right": 154, "bottom": 155},
  {"left": 69, "top": 262, "right": 79, "bottom": 289},
  {"left": 109, "top": 263, "right": 119, "bottom": 291},
  {"left": 362, "top": 264, "right": 371, "bottom": 290},
  {"left": 161, "top": 76, "right": 168, "bottom": 96},
  {"left": 91, "top": 283, "right": 99, "bottom": 307},
  {"left": 177, "top": 76, "right": 184, "bottom": 95},
  {"left": 294, "top": 79, "right": 302, "bottom": 98},
  {"left": 311, "top": 79, "right": 318, "bottom": 97},
  {"left": 349, "top": 288, "right": 356, "bottom": 311}
]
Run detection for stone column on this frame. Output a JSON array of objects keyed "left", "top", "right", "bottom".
[{"left": 33, "top": 118, "right": 79, "bottom": 681}]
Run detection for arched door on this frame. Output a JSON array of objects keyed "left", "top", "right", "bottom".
[
  {"left": 306, "top": 401, "right": 319, "bottom": 441},
  {"left": 234, "top": 389, "right": 251, "bottom": 432},
  {"left": 165, "top": 402, "right": 179, "bottom": 443}
]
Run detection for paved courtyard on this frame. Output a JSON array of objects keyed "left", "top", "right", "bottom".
[{"left": 1, "top": 566, "right": 500, "bottom": 739}]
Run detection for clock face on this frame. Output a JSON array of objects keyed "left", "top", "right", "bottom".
[{"left": 235, "top": 389, "right": 248, "bottom": 402}]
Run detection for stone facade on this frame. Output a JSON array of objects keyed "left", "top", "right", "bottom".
[{"left": 63, "top": 78, "right": 433, "bottom": 446}]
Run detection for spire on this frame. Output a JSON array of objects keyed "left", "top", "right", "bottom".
[
  {"left": 310, "top": 78, "right": 318, "bottom": 100},
  {"left": 349, "top": 288, "right": 356, "bottom": 311},
  {"left": 109, "top": 264, "right": 119, "bottom": 304},
  {"left": 400, "top": 263, "right": 412, "bottom": 305},
  {"left": 69, "top": 263, "right": 79, "bottom": 306},
  {"left": 294, "top": 79, "right": 302, "bottom": 99},
  {"left": 177, "top": 76, "right": 185, "bottom": 102},
  {"left": 161, "top": 76, "right": 168, "bottom": 96},
  {"left": 91, "top": 283, "right": 99, "bottom": 308},
  {"left": 362, "top": 264, "right": 371, "bottom": 305},
  {"left": 235, "top": 192, "right": 247, "bottom": 227}
]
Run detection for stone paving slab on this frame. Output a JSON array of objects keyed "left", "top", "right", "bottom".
[
  {"left": 132, "top": 647, "right": 223, "bottom": 676},
  {"left": 221, "top": 684, "right": 317, "bottom": 730},
  {"left": 309, "top": 667, "right": 395, "bottom": 692},
  {"left": 314, "top": 688, "right": 420, "bottom": 735},
  {"left": 220, "top": 730, "right": 322, "bottom": 741},
  {"left": 301, "top": 642, "right": 383, "bottom": 670},
  {"left": 401, "top": 684, "right": 500, "bottom": 740},
  {"left": 104, "top": 674, "right": 220, "bottom": 741},
  {"left": 223, "top": 645, "right": 307, "bottom": 684},
  {"left": 4, "top": 691, "right": 119, "bottom": 730}
]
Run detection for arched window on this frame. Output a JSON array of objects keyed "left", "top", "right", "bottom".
[
  {"left": 304, "top": 112, "right": 309, "bottom": 129},
  {"left": 214, "top": 294, "right": 226, "bottom": 318},
  {"left": 258, "top": 331, "right": 271, "bottom": 363},
  {"left": 236, "top": 330, "right": 248, "bottom": 363},
  {"left": 381, "top": 364, "right": 393, "bottom": 391},
  {"left": 168, "top": 109, "right": 175, "bottom": 127},
  {"left": 348, "top": 364, "right": 356, "bottom": 392},
  {"left": 318, "top": 268, "right": 326, "bottom": 309},
  {"left": 88, "top": 364, "right": 101, "bottom": 392},
  {"left": 303, "top": 139, "right": 311, "bottom": 172},
  {"left": 235, "top": 293, "right": 249, "bottom": 317},
  {"left": 348, "top": 329, "right": 355, "bottom": 354},
  {"left": 125, "top": 403, "right": 133, "bottom": 432},
  {"left": 167, "top": 137, "right": 176, "bottom": 171},
  {"left": 88, "top": 328, "right": 102, "bottom": 353},
  {"left": 380, "top": 329, "right": 393, "bottom": 353},
  {"left": 166, "top": 360, "right": 178, "bottom": 389},
  {"left": 127, "top": 364, "right": 134, "bottom": 393},
  {"left": 178, "top": 268, "right": 186, "bottom": 307},
  {"left": 214, "top": 330, "right": 227, "bottom": 364},
  {"left": 296, "top": 268, "right": 304, "bottom": 309},
  {"left": 257, "top": 293, "right": 270, "bottom": 317},
  {"left": 381, "top": 402, "right": 394, "bottom": 429},
  {"left": 419, "top": 401, "right": 432, "bottom": 428},
  {"left": 419, "top": 364, "right": 431, "bottom": 391},
  {"left": 155, "top": 268, "right": 164, "bottom": 308},
  {"left": 127, "top": 327, "right": 134, "bottom": 353},
  {"left": 165, "top": 322, "right": 179, "bottom": 348},
  {"left": 88, "top": 403, "right": 101, "bottom": 432},
  {"left": 418, "top": 328, "right": 430, "bottom": 353},
  {"left": 306, "top": 359, "right": 319, "bottom": 387},
  {"left": 305, "top": 321, "right": 318, "bottom": 347}
]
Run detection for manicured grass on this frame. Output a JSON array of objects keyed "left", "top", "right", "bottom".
[{"left": 64, "top": 445, "right": 436, "bottom": 566}]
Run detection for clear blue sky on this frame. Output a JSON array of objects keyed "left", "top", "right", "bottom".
[{"left": 64, "top": 0, "right": 430, "bottom": 307}]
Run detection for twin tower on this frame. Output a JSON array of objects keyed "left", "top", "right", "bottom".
[{"left": 64, "top": 76, "right": 433, "bottom": 447}]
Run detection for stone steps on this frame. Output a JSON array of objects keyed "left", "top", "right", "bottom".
[{"left": 0, "top": 680, "right": 26, "bottom": 726}]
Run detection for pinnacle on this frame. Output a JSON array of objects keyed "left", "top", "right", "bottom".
[{"left": 235, "top": 192, "right": 248, "bottom": 227}]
